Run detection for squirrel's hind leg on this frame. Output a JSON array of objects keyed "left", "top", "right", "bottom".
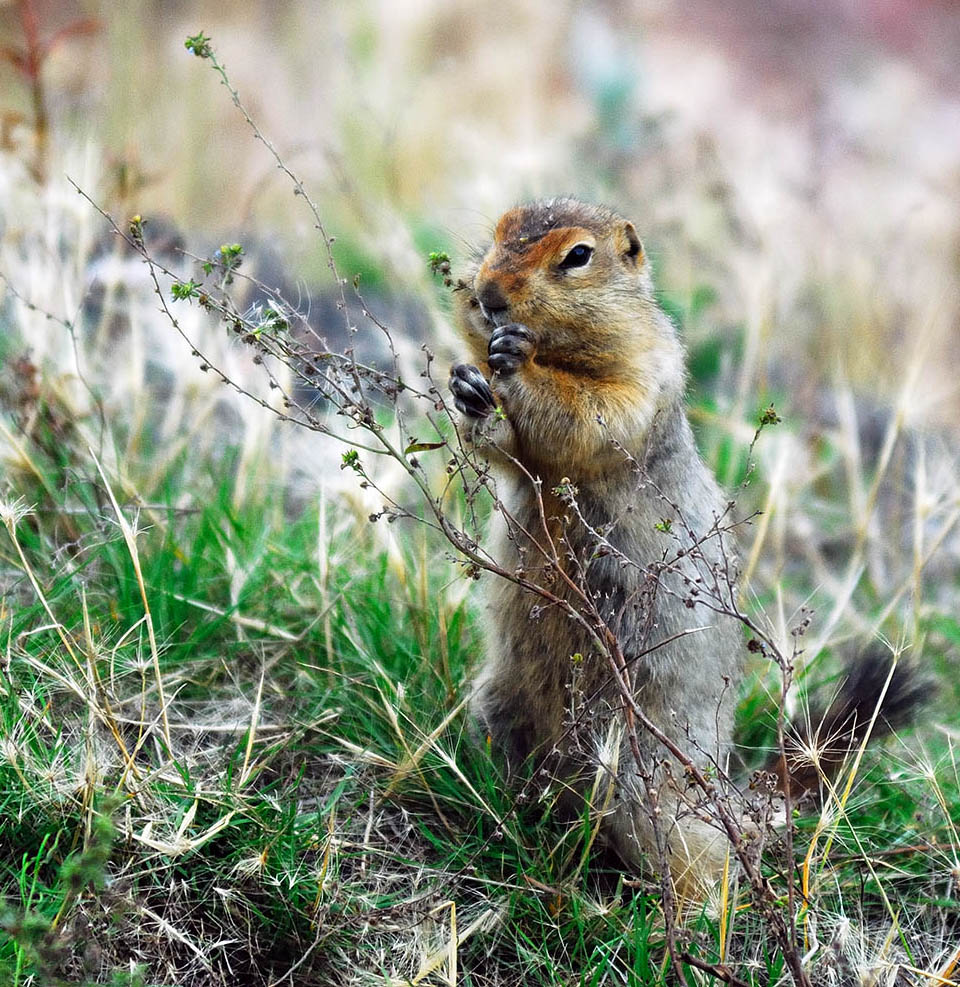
[{"left": 608, "top": 782, "right": 733, "bottom": 909}]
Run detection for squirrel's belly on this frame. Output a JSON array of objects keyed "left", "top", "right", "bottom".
[{"left": 472, "top": 483, "right": 739, "bottom": 766}]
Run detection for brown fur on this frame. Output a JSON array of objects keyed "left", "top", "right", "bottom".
[
  {"left": 449, "top": 198, "right": 742, "bottom": 897},
  {"left": 447, "top": 197, "right": 930, "bottom": 900}
]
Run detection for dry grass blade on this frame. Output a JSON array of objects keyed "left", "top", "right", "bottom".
[
  {"left": 90, "top": 447, "right": 171, "bottom": 748},
  {"left": 392, "top": 902, "right": 501, "bottom": 987},
  {"left": 936, "top": 943, "right": 960, "bottom": 985},
  {"left": 170, "top": 592, "right": 300, "bottom": 640},
  {"left": 138, "top": 903, "right": 215, "bottom": 971},
  {"left": 384, "top": 696, "right": 469, "bottom": 795},
  {"left": 132, "top": 808, "right": 238, "bottom": 855},
  {"left": 239, "top": 666, "right": 265, "bottom": 788},
  {"left": 2, "top": 501, "right": 83, "bottom": 673}
]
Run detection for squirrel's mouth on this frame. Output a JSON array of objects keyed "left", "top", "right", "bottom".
[{"left": 477, "top": 301, "right": 510, "bottom": 330}]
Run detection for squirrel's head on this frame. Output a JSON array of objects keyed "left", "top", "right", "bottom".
[{"left": 457, "top": 198, "right": 657, "bottom": 351}]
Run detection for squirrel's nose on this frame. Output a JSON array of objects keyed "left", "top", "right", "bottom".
[{"left": 476, "top": 279, "right": 508, "bottom": 316}]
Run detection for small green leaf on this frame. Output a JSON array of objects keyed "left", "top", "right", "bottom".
[
  {"left": 171, "top": 279, "right": 201, "bottom": 301},
  {"left": 184, "top": 31, "right": 212, "bottom": 58},
  {"left": 128, "top": 214, "right": 145, "bottom": 244},
  {"left": 758, "top": 404, "right": 782, "bottom": 427}
]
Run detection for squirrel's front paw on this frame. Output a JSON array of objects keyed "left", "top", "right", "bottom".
[
  {"left": 449, "top": 363, "right": 497, "bottom": 418},
  {"left": 488, "top": 323, "right": 537, "bottom": 376}
]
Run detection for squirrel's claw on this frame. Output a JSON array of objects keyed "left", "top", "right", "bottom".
[
  {"left": 449, "top": 363, "right": 497, "bottom": 418},
  {"left": 488, "top": 323, "right": 537, "bottom": 376}
]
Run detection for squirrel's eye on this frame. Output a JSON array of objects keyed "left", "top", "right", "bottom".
[{"left": 558, "top": 244, "right": 593, "bottom": 270}]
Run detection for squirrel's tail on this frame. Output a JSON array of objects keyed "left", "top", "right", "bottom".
[{"left": 769, "top": 649, "right": 934, "bottom": 800}]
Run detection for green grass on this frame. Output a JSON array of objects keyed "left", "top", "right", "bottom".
[{"left": 1, "top": 356, "right": 957, "bottom": 986}]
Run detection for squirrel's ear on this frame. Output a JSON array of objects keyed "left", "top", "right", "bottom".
[{"left": 621, "top": 222, "right": 643, "bottom": 266}]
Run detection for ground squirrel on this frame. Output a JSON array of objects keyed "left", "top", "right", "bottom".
[
  {"left": 447, "top": 198, "right": 932, "bottom": 901},
  {"left": 448, "top": 197, "right": 743, "bottom": 896}
]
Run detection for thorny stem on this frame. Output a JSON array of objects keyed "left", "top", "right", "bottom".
[
  {"left": 605, "top": 630, "right": 811, "bottom": 986},
  {"left": 64, "top": 38, "right": 819, "bottom": 984},
  {"left": 198, "top": 46, "right": 354, "bottom": 345}
]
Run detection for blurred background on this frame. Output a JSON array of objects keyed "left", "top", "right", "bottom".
[
  {"left": 2, "top": 0, "right": 958, "bottom": 402},
  {"left": 2, "top": 0, "right": 960, "bottom": 626}
]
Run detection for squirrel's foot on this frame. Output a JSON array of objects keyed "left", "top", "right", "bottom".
[
  {"left": 488, "top": 323, "right": 537, "bottom": 376},
  {"left": 449, "top": 363, "right": 497, "bottom": 418}
]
